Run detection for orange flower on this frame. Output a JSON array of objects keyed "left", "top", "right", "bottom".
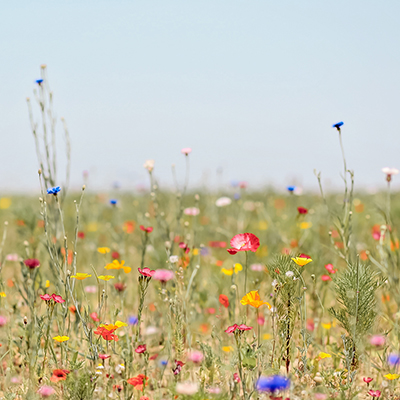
[
  {"left": 240, "top": 290, "right": 271, "bottom": 309},
  {"left": 50, "top": 369, "right": 70, "bottom": 382},
  {"left": 127, "top": 374, "right": 149, "bottom": 390}
]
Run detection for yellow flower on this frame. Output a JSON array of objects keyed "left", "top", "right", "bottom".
[
  {"left": 221, "top": 263, "right": 242, "bottom": 276},
  {"left": 105, "top": 260, "right": 131, "bottom": 274},
  {"left": 263, "top": 333, "right": 272, "bottom": 340},
  {"left": 71, "top": 273, "right": 92, "bottom": 280},
  {"left": 115, "top": 320, "right": 128, "bottom": 328},
  {"left": 291, "top": 256, "right": 312, "bottom": 266},
  {"left": 222, "top": 346, "right": 233, "bottom": 352},
  {"left": 192, "top": 248, "right": 199, "bottom": 256},
  {"left": 0, "top": 198, "right": 11, "bottom": 209},
  {"left": 100, "top": 320, "right": 128, "bottom": 330},
  {"left": 240, "top": 290, "right": 271, "bottom": 309},
  {"left": 0, "top": 292, "right": 6, "bottom": 298},
  {"left": 321, "top": 322, "right": 332, "bottom": 330},
  {"left": 300, "top": 222, "right": 312, "bottom": 230},
  {"left": 97, "top": 247, "right": 110, "bottom": 254},
  {"left": 318, "top": 352, "right": 331, "bottom": 360},
  {"left": 87, "top": 222, "right": 98, "bottom": 232},
  {"left": 98, "top": 275, "right": 115, "bottom": 281},
  {"left": 259, "top": 221, "right": 268, "bottom": 230},
  {"left": 384, "top": 373, "right": 400, "bottom": 380},
  {"left": 53, "top": 335, "right": 69, "bottom": 342},
  {"left": 45, "top": 280, "right": 50, "bottom": 288}
]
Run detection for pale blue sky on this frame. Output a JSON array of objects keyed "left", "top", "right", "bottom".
[{"left": 1, "top": 0, "right": 400, "bottom": 193}]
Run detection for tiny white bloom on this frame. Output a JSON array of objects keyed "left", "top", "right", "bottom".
[
  {"left": 286, "top": 271, "right": 294, "bottom": 278},
  {"left": 215, "top": 197, "right": 232, "bottom": 207},
  {"left": 143, "top": 159, "right": 155, "bottom": 172},
  {"left": 272, "top": 279, "right": 278, "bottom": 287},
  {"left": 382, "top": 167, "right": 399, "bottom": 176},
  {"left": 169, "top": 255, "right": 179, "bottom": 263}
]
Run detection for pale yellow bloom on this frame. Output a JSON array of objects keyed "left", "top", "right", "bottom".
[
  {"left": 71, "top": 273, "right": 92, "bottom": 280},
  {"left": 0, "top": 198, "right": 11, "bottom": 209},
  {"left": 221, "top": 263, "right": 242, "bottom": 276},
  {"left": 318, "top": 352, "right": 331, "bottom": 360},
  {"left": 97, "top": 247, "right": 110, "bottom": 254},
  {"left": 300, "top": 222, "right": 312, "bottom": 230},
  {"left": 98, "top": 275, "right": 115, "bottom": 281}
]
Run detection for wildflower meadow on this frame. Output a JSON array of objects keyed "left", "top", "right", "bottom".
[{"left": 1, "top": 67, "right": 400, "bottom": 400}]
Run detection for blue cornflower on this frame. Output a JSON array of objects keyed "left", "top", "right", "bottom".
[
  {"left": 110, "top": 199, "right": 117, "bottom": 205},
  {"left": 230, "top": 180, "right": 240, "bottom": 188},
  {"left": 387, "top": 353, "right": 400, "bottom": 366},
  {"left": 36, "top": 79, "right": 43, "bottom": 84},
  {"left": 287, "top": 186, "right": 296, "bottom": 192},
  {"left": 332, "top": 121, "right": 344, "bottom": 130},
  {"left": 256, "top": 375, "right": 290, "bottom": 392},
  {"left": 234, "top": 193, "right": 241, "bottom": 200},
  {"left": 128, "top": 315, "right": 138, "bottom": 325},
  {"left": 200, "top": 247, "right": 210, "bottom": 256},
  {"left": 47, "top": 186, "right": 61, "bottom": 195},
  {"left": 160, "top": 359, "right": 168, "bottom": 367}
]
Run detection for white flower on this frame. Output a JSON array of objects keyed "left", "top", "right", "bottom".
[
  {"left": 271, "top": 279, "right": 278, "bottom": 287},
  {"left": 176, "top": 382, "right": 199, "bottom": 395},
  {"left": 143, "top": 159, "right": 155, "bottom": 172},
  {"left": 382, "top": 167, "right": 399, "bottom": 176},
  {"left": 286, "top": 271, "right": 294, "bottom": 278},
  {"left": 115, "top": 364, "right": 125, "bottom": 374},
  {"left": 215, "top": 197, "right": 232, "bottom": 207},
  {"left": 169, "top": 255, "right": 179, "bottom": 263}
]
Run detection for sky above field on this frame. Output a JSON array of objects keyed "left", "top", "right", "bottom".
[{"left": 1, "top": 0, "right": 400, "bottom": 194}]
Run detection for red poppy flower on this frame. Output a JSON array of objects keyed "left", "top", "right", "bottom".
[
  {"left": 24, "top": 259, "right": 40, "bottom": 269},
  {"left": 219, "top": 294, "right": 229, "bottom": 308},
  {"left": 139, "top": 225, "right": 153, "bottom": 233},
  {"left": 50, "top": 369, "right": 70, "bottom": 382},
  {"left": 149, "top": 353, "right": 158, "bottom": 360},
  {"left": 135, "top": 344, "right": 147, "bottom": 354},
  {"left": 94, "top": 326, "right": 119, "bottom": 341},
  {"left": 114, "top": 282, "right": 126, "bottom": 292},
  {"left": 297, "top": 207, "right": 308, "bottom": 215},
  {"left": 111, "top": 251, "right": 120, "bottom": 259},
  {"left": 138, "top": 267, "right": 155, "bottom": 278},
  {"left": 127, "top": 374, "right": 149, "bottom": 390},
  {"left": 77, "top": 231, "right": 85, "bottom": 239},
  {"left": 227, "top": 233, "right": 260, "bottom": 255},
  {"left": 99, "top": 354, "right": 111, "bottom": 360}
]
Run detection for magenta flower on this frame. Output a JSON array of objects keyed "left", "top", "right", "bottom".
[
  {"left": 187, "top": 350, "right": 204, "bottom": 363},
  {"left": 24, "top": 258, "right": 40, "bottom": 269},
  {"left": 153, "top": 269, "right": 175, "bottom": 283},
  {"left": 40, "top": 294, "right": 52, "bottom": 301},
  {"left": 227, "top": 233, "right": 260, "bottom": 255},
  {"left": 52, "top": 294, "right": 65, "bottom": 303},
  {"left": 0, "top": 316, "right": 7, "bottom": 326},
  {"left": 370, "top": 335, "right": 385, "bottom": 347},
  {"left": 135, "top": 344, "right": 147, "bottom": 354},
  {"left": 224, "top": 324, "right": 238, "bottom": 334},
  {"left": 237, "top": 324, "right": 253, "bottom": 331},
  {"left": 368, "top": 390, "right": 381, "bottom": 398},
  {"left": 99, "top": 354, "right": 111, "bottom": 360},
  {"left": 37, "top": 385, "right": 55, "bottom": 397}
]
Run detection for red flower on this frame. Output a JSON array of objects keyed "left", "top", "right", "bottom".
[
  {"left": 299, "top": 253, "right": 311, "bottom": 259},
  {"left": 114, "top": 282, "right": 126, "bottom": 292},
  {"left": 173, "top": 360, "right": 185, "bottom": 375},
  {"left": 237, "top": 324, "right": 253, "bottom": 331},
  {"left": 140, "top": 225, "right": 153, "bottom": 233},
  {"left": 368, "top": 390, "right": 381, "bottom": 398},
  {"left": 297, "top": 207, "right": 308, "bottom": 215},
  {"left": 94, "top": 326, "right": 119, "bottom": 341},
  {"left": 77, "top": 231, "right": 85, "bottom": 239},
  {"left": 233, "top": 372, "right": 240, "bottom": 383},
  {"left": 24, "top": 259, "right": 40, "bottom": 269},
  {"left": 321, "top": 275, "right": 332, "bottom": 281},
  {"left": 227, "top": 233, "right": 260, "bottom": 255},
  {"left": 364, "top": 377, "right": 373, "bottom": 384},
  {"left": 135, "top": 344, "right": 147, "bottom": 354},
  {"left": 111, "top": 251, "right": 120, "bottom": 259},
  {"left": 50, "top": 369, "right": 70, "bottom": 382},
  {"left": 40, "top": 294, "right": 52, "bottom": 301},
  {"left": 127, "top": 374, "right": 149, "bottom": 390},
  {"left": 149, "top": 353, "right": 158, "bottom": 360},
  {"left": 225, "top": 324, "right": 238, "bottom": 334},
  {"left": 99, "top": 354, "right": 111, "bottom": 360},
  {"left": 206, "top": 307, "right": 216, "bottom": 314},
  {"left": 219, "top": 294, "right": 229, "bottom": 308},
  {"left": 138, "top": 267, "right": 155, "bottom": 277}
]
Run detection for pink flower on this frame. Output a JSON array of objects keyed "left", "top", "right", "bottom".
[
  {"left": 0, "top": 316, "right": 7, "bottom": 326},
  {"left": 139, "top": 225, "right": 153, "bottom": 233},
  {"left": 233, "top": 373, "right": 240, "bottom": 383},
  {"left": 153, "top": 269, "right": 175, "bottom": 283},
  {"left": 227, "top": 233, "right": 260, "bottom": 255},
  {"left": 84, "top": 285, "right": 97, "bottom": 293},
  {"left": 37, "top": 386, "right": 55, "bottom": 397},
  {"left": 370, "top": 335, "right": 385, "bottom": 347},
  {"left": 184, "top": 207, "right": 200, "bottom": 216},
  {"left": 257, "top": 317, "right": 265, "bottom": 326},
  {"left": 135, "top": 344, "right": 147, "bottom": 354},
  {"left": 321, "top": 275, "right": 332, "bottom": 282},
  {"left": 363, "top": 377, "right": 373, "bottom": 384},
  {"left": 181, "top": 148, "right": 192, "bottom": 155},
  {"left": 251, "top": 263, "right": 264, "bottom": 271},
  {"left": 40, "top": 294, "right": 52, "bottom": 301},
  {"left": 224, "top": 324, "right": 238, "bottom": 334},
  {"left": 187, "top": 350, "right": 204, "bottom": 363},
  {"left": 237, "top": 324, "right": 253, "bottom": 331},
  {"left": 368, "top": 390, "right": 381, "bottom": 398},
  {"left": 138, "top": 268, "right": 155, "bottom": 278},
  {"left": 99, "top": 354, "right": 111, "bottom": 360},
  {"left": 24, "top": 258, "right": 40, "bottom": 269},
  {"left": 52, "top": 294, "right": 65, "bottom": 303},
  {"left": 325, "top": 264, "right": 337, "bottom": 274},
  {"left": 6, "top": 254, "right": 19, "bottom": 262},
  {"left": 314, "top": 395, "right": 327, "bottom": 400}
]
